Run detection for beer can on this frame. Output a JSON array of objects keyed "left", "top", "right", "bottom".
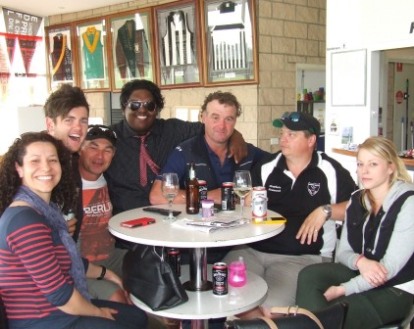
[
  {"left": 212, "top": 262, "right": 228, "bottom": 296},
  {"left": 221, "top": 182, "right": 235, "bottom": 211},
  {"left": 167, "top": 248, "right": 181, "bottom": 277},
  {"left": 198, "top": 180, "right": 208, "bottom": 205},
  {"left": 252, "top": 186, "right": 267, "bottom": 221}
]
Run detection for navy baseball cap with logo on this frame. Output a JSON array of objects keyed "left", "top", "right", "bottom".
[
  {"left": 273, "top": 112, "right": 321, "bottom": 136},
  {"left": 86, "top": 124, "right": 117, "bottom": 146}
]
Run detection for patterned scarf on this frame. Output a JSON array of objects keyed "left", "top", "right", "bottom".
[{"left": 13, "top": 186, "right": 91, "bottom": 300}]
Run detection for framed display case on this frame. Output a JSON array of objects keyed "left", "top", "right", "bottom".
[
  {"left": 45, "top": 25, "right": 76, "bottom": 90},
  {"left": 155, "top": 0, "right": 201, "bottom": 86},
  {"left": 77, "top": 19, "right": 110, "bottom": 90},
  {"left": 110, "top": 10, "right": 154, "bottom": 90},
  {"left": 203, "top": 0, "right": 257, "bottom": 84}
]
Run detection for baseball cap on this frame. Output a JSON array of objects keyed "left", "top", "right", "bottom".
[
  {"left": 86, "top": 124, "right": 117, "bottom": 146},
  {"left": 273, "top": 112, "right": 321, "bottom": 136}
]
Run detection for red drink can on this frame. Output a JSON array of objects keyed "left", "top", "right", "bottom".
[
  {"left": 221, "top": 182, "right": 235, "bottom": 211},
  {"left": 167, "top": 248, "right": 181, "bottom": 277},
  {"left": 252, "top": 186, "right": 267, "bottom": 221},
  {"left": 212, "top": 262, "right": 228, "bottom": 296}
]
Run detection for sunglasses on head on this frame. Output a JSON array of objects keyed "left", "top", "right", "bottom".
[
  {"left": 87, "top": 125, "right": 117, "bottom": 142},
  {"left": 281, "top": 111, "right": 301, "bottom": 122},
  {"left": 281, "top": 112, "right": 316, "bottom": 134},
  {"left": 126, "top": 100, "right": 157, "bottom": 112}
]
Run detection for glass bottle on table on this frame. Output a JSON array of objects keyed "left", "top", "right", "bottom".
[
  {"left": 233, "top": 170, "right": 252, "bottom": 221},
  {"left": 186, "top": 162, "right": 199, "bottom": 214},
  {"left": 161, "top": 173, "right": 179, "bottom": 221}
]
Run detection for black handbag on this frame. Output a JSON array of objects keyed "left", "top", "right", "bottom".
[
  {"left": 122, "top": 244, "right": 188, "bottom": 311},
  {"left": 225, "top": 303, "right": 348, "bottom": 329}
]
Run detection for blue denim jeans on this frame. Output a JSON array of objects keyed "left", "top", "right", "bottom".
[{"left": 67, "top": 299, "right": 147, "bottom": 329}]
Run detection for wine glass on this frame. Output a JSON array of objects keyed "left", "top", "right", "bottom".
[
  {"left": 161, "top": 173, "right": 179, "bottom": 221},
  {"left": 233, "top": 170, "right": 252, "bottom": 221}
]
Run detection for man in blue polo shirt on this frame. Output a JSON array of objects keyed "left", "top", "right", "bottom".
[
  {"left": 149, "top": 91, "right": 268, "bottom": 207},
  {"left": 149, "top": 90, "right": 269, "bottom": 329},
  {"left": 224, "top": 111, "right": 357, "bottom": 318}
]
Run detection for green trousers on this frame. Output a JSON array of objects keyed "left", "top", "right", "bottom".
[{"left": 296, "top": 263, "right": 413, "bottom": 329}]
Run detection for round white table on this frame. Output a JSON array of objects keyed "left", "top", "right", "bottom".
[{"left": 109, "top": 204, "right": 285, "bottom": 329}]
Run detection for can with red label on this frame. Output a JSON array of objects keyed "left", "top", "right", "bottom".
[
  {"left": 212, "top": 262, "right": 228, "bottom": 295},
  {"left": 221, "top": 182, "right": 235, "bottom": 211},
  {"left": 198, "top": 180, "right": 208, "bottom": 206},
  {"left": 252, "top": 186, "right": 267, "bottom": 221},
  {"left": 167, "top": 248, "right": 181, "bottom": 277}
]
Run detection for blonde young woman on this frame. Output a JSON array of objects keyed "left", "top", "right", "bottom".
[{"left": 296, "top": 136, "right": 414, "bottom": 329}]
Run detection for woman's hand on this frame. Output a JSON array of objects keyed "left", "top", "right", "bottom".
[
  {"left": 324, "top": 285, "right": 345, "bottom": 302},
  {"left": 357, "top": 257, "right": 388, "bottom": 287},
  {"left": 97, "top": 307, "right": 118, "bottom": 320},
  {"left": 66, "top": 217, "right": 77, "bottom": 236},
  {"left": 104, "top": 268, "right": 124, "bottom": 290}
]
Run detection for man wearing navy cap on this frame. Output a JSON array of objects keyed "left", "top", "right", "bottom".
[
  {"left": 224, "top": 111, "right": 357, "bottom": 317},
  {"left": 78, "top": 125, "right": 129, "bottom": 303}
]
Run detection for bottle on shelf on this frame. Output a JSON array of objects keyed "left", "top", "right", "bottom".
[{"left": 186, "top": 162, "right": 199, "bottom": 214}]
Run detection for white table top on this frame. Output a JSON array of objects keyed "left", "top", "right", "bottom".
[
  {"left": 130, "top": 265, "right": 268, "bottom": 319},
  {"left": 108, "top": 205, "right": 285, "bottom": 248}
]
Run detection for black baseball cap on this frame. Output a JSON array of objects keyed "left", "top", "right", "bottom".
[
  {"left": 85, "top": 124, "right": 117, "bottom": 146},
  {"left": 273, "top": 112, "right": 320, "bottom": 136}
]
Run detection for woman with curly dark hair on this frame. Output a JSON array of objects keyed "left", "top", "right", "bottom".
[{"left": 0, "top": 132, "right": 147, "bottom": 329}]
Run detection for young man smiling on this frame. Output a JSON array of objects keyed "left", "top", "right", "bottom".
[{"left": 44, "top": 84, "right": 89, "bottom": 238}]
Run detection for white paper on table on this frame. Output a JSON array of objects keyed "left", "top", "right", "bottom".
[{"left": 172, "top": 215, "right": 248, "bottom": 233}]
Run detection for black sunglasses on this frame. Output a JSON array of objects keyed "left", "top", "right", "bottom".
[
  {"left": 281, "top": 111, "right": 301, "bottom": 122},
  {"left": 87, "top": 125, "right": 117, "bottom": 143},
  {"left": 126, "top": 100, "right": 157, "bottom": 112},
  {"left": 281, "top": 112, "right": 316, "bottom": 134}
]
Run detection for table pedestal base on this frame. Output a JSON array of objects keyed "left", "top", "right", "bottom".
[
  {"left": 190, "top": 319, "right": 208, "bottom": 329},
  {"left": 183, "top": 247, "right": 212, "bottom": 292}
]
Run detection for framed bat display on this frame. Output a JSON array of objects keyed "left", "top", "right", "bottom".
[{"left": 203, "top": 0, "right": 257, "bottom": 84}]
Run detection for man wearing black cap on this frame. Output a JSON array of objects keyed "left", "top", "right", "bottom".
[
  {"left": 224, "top": 111, "right": 357, "bottom": 317},
  {"left": 78, "top": 125, "right": 128, "bottom": 303}
]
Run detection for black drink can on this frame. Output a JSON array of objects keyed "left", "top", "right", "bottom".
[
  {"left": 212, "top": 262, "right": 228, "bottom": 295},
  {"left": 167, "top": 248, "right": 181, "bottom": 277},
  {"left": 221, "top": 182, "right": 235, "bottom": 211}
]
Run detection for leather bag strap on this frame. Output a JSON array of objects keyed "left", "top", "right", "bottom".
[
  {"left": 260, "top": 316, "right": 279, "bottom": 329},
  {"left": 269, "top": 306, "right": 324, "bottom": 329}
]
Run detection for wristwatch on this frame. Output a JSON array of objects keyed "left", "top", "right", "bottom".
[
  {"left": 322, "top": 204, "right": 332, "bottom": 220},
  {"left": 97, "top": 266, "right": 106, "bottom": 280}
]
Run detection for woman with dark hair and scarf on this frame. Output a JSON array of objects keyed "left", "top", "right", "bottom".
[{"left": 0, "top": 132, "right": 147, "bottom": 329}]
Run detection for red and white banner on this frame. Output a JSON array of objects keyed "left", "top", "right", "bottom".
[{"left": 1, "top": 7, "right": 43, "bottom": 75}]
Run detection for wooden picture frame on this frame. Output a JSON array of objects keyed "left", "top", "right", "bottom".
[
  {"left": 202, "top": 0, "right": 258, "bottom": 85},
  {"left": 76, "top": 19, "right": 110, "bottom": 90},
  {"left": 109, "top": 9, "right": 154, "bottom": 90},
  {"left": 154, "top": 0, "right": 201, "bottom": 87},
  {"left": 45, "top": 25, "right": 76, "bottom": 90}
]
